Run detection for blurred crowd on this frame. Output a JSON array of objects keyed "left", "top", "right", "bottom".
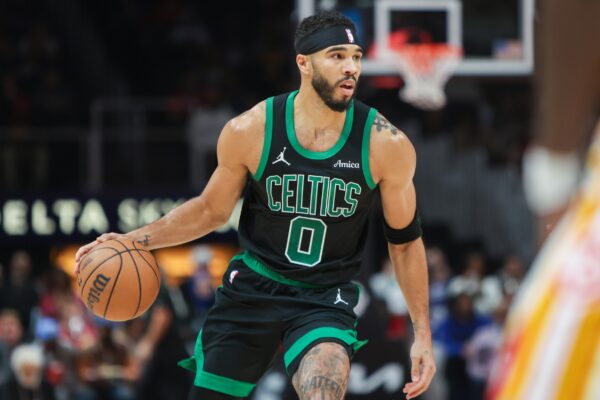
[
  {"left": 370, "top": 246, "right": 525, "bottom": 400},
  {"left": 0, "top": 248, "right": 220, "bottom": 400},
  {"left": 0, "top": 243, "right": 525, "bottom": 400}
]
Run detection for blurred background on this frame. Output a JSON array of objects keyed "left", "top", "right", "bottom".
[{"left": 0, "top": 0, "right": 536, "bottom": 399}]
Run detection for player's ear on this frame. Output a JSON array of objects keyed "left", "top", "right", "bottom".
[{"left": 296, "top": 54, "right": 311, "bottom": 75}]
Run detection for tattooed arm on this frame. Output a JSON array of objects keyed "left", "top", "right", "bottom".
[
  {"left": 369, "top": 113, "right": 436, "bottom": 399},
  {"left": 372, "top": 113, "right": 400, "bottom": 135}
]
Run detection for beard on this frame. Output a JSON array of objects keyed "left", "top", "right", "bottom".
[{"left": 311, "top": 66, "right": 356, "bottom": 112}]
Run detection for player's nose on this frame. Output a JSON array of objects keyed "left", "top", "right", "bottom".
[{"left": 342, "top": 58, "right": 358, "bottom": 76}]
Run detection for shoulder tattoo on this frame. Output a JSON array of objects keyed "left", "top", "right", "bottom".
[{"left": 373, "top": 114, "right": 399, "bottom": 135}]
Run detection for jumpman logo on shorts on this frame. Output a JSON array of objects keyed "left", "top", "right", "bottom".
[
  {"left": 229, "top": 270, "right": 239, "bottom": 285},
  {"left": 272, "top": 147, "right": 291, "bottom": 166},
  {"left": 334, "top": 288, "right": 349, "bottom": 305}
]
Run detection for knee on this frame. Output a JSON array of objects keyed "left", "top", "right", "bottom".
[
  {"left": 300, "top": 376, "right": 346, "bottom": 400},
  {"left": 293, "top": 342, "right": 350, "bottom": 400}
]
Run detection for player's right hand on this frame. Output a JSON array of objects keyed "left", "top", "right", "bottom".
[
  {"left": 74, "top": 232, "right": 129, "bottom": 274},
  {"left": 403, "top": 335, "right": 436, "bottom": 399}
]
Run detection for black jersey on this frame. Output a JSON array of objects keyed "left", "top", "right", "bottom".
[{"left": 237, "top": 90, "right": 378, "bottom": 286}]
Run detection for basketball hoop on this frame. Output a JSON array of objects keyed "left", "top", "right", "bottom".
[{"left": 391, "top": 44, "right": 462, "bottom": 110}]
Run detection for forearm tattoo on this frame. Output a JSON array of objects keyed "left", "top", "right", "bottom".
[
  {"left": 413, "top": 320, "right": 420, "bottom": 333},
  {"left": 373, "top": 114, "right": 399, "bottom": 135},
  {"left": 137, "top": 234, "right": 150, "bottom": 247}
]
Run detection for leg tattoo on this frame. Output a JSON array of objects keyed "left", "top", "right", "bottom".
[{"left": 292, "top": 342, "right": 350, "bottom": 400}]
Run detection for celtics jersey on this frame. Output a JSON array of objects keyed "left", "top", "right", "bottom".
[{"left": 237, "top": 90, "right": 378, "bottom": 286}]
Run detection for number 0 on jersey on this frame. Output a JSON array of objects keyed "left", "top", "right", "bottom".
[{"left": 285, "top": 216, "right": 327, "bottom": 267}]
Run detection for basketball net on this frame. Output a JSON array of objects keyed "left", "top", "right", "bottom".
[{"left": 391, "top": 44, "right": 462, "bottom": 110}]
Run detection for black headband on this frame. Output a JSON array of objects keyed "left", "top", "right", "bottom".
[{"left": 295, "top": 25, "right": 361, "bottom": 55}]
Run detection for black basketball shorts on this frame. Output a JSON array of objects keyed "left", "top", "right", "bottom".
[{"left": 178, "top": 251, "right": 367, "bottom": 398}]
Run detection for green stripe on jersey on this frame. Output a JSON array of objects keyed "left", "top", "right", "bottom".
[
  {"left": 253, "top": 97, "right": 274, "bottom": 181},
  {"left": 285, "top": 90, "right": 354, "bottom": 160},
  {"left": 361, "top": 108, "right": 378, "bottom": 189}
]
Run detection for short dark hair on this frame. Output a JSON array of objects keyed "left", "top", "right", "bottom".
[{"left": 295, "top": 11, "right": 356, "bottom": 47}]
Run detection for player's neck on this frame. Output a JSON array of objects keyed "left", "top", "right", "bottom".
[{"left": 295, "top": 84, "right": 347, "bottom": 133}]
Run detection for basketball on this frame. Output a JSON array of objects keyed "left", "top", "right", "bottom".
[{"left": 76, "top": 239, "right": 161, "bottom": 321}]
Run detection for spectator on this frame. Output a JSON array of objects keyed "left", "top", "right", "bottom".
[
  {"left": 0, "top": 309, "right": 25, "bottom": 398},
  {"left": 426, "top": 247, "right": 452, "bottom": 400},
  {"left": 0, "top": 309, "right": 24, "bottom": 351},
  {"left": 464, "top": 296, "right": 511, "bottom": 400},
  {"left": 0, "top": 251, "right": 39, "bottom": 336},
  {"left": 185, "top": 245, "right": 216, "bottom": 321},
  {"left": 476, "top": 254, "right": 525, "bottom": 318},
  {"left": 496, "top": 255, "right": 525, "bottom": 297},
  {"left": 447, "top": 251, "right": 503, "bottom": 315},
  {"left": 33, "top": 317, "right": 66, "bottom": 400},
  {"left": 446, "top": 251, "right": 485, "bottom": 300},
  {"left": 130, "top": 283, "right": 191, "bottom": 400},
  {"left": 5, "top": 343, "right": 56, "bottom": 400},
  {"left": 435, "top": 290, "right": 491, "bottom": 400},
  {"left": 38, "top": 267, "right": 73, "bottom": 320},
  {"left": 56, "top": 300, "right": 97, "bottom": 354},
  {"left": 75, "top": 324, "right": 135, "bottom": 400},
  {"left": 427, "top": 246, "right": 451, "bottom": 332},
  {"left": 369, "top": 257, "right": 410, "bottom": 340}
]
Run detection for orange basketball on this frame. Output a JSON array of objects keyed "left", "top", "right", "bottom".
[{"left": 76, "top": 239, "right": 160, "bottom": 321}]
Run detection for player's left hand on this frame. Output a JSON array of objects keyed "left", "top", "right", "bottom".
[{"left": 402, "top": 335, "right": 436, "bottom": 399}]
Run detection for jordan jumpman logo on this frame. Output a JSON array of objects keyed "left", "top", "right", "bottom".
[
  {"left": 334, "top": 288, "right": 349, "bottom": 305},
  {"left": 272, "top": 147, "right": 291, "bottom": 166}
]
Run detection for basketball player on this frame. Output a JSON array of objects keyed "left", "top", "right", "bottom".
[
  {"left": 487, "top": 0, "right": 600, "bottom": 398},
  {"left": 75, "top": 12, "right": 436, "bottom": 400}
]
